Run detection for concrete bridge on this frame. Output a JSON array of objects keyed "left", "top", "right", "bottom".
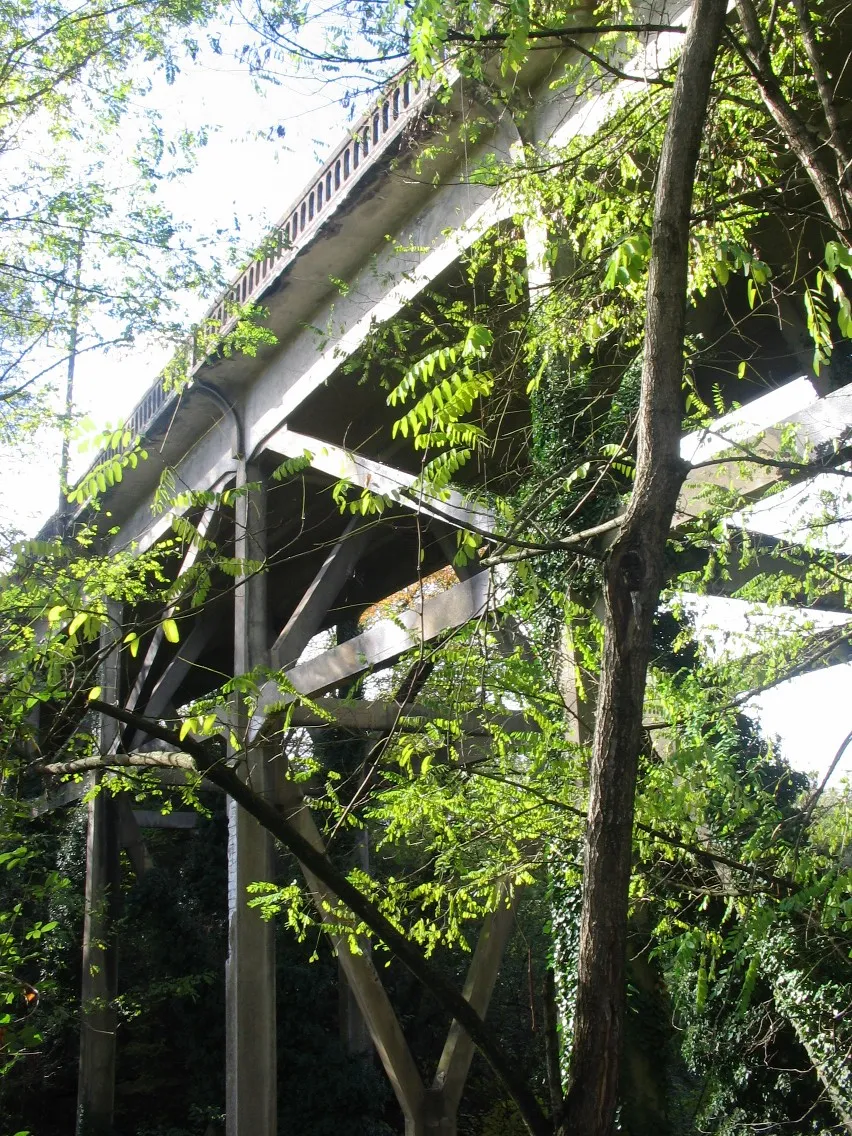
[{"left": 35, "top": 11, "right": 852, "bottom": 1136}]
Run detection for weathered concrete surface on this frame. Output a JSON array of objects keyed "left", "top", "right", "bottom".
[{"left": 225, "top": 466, "right": 277, "bottom": 1136}]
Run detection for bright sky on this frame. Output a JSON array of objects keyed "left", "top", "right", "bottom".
[
  {"left": 686, "top": 595, "right": 852, "bottom": 787},
  {"left": 5, "top": 18, "right": 850, "bottom": 791},
  {"left": 69, "top": 33, "right": 355, "bottom": 422},
  {"left": 3, "top": 18, "right": 363, "bottom": 531}
]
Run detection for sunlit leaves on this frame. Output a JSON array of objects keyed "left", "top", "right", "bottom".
[
  {"left": 602, "top": 230, "right": 650, "bottom": 290},
  {"left": 161, "top": 617, "right": 180, "bottom": 643},
  {"left": 65, "top": 429, "right": 147, "bottom": 506}
]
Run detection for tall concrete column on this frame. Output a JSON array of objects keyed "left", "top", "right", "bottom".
[
  {"left": 411, "top": 1090, "right": 456, "bottom": 1136},
  {"left": 77, "top": 602, "right": 122, "bottom": 1136},
  {"left": 226, "top": 462, "right": 277, "bottom": 1136}
]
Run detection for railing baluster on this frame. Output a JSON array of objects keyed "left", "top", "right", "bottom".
[{"left": 73, "top": 67, "right": 427, "bottom": 499}]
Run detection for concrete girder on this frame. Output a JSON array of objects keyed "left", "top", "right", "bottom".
[
  {"left": 132, "top": 809, "right": 198, "bottom": 829},
  {"left": 115, "top": 796, "right": 154, "bottom": 877},
  {"left": 263, "top": 426, "right": 495, "bottom": 535},
  {"left": 38, "top": 10, "right": 852, "bottom": 1131},
  {"left": 678, "top": 384, "right": 852, "bottom": 524},
  {"left": 276, "top": 772, "right": 518, "bottom": 1136},
  {"left": 243, "top": 165, "right": 517, "bottom": 463},
  {"left": 433, "top": 889, "right": 518, "bottom": 1117},
  {"left": 277, "top": 783, "right": 427, "bottom": 1126},
  {"left": 242, "top": 344, "right": 852, "bottom": 759},
  {"left": 102, "top": 158, "right": 517, "bottom": 557},
  {"left": 266, "top": 697, "right": 536, "bottom": 734},
  {"left": 270, "top": 515, "right": 372, "bottom": 669},
  {"left": 62, "top": 2, "right": 690, "bottom": 555},
  {"left": 123, "top": 501, "right": 220, "bottom": 719},
  {"left": 110, "top": 443, "right": 235, "bottom": 556},
  {"left": 126, "top": 616, "right": 217, "bottom": 748},
  {"left": 252, "top": 569, "right": 496, "bottom": 736}
]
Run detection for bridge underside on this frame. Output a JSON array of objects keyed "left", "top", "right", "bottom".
[{"left": 34, "top": 17, "right": 852, "bottom": 1136}]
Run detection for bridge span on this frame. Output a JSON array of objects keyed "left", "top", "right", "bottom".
[{"left": 33, "top": 10, "right": 852, "bottom": 1136}]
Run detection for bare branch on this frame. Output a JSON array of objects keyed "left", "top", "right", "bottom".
[{"left": 35, "top": 752, "right": 194, "bottom": 776}]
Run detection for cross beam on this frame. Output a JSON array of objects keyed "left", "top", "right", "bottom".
[
  {"left": 253, "top": 570, "right": 495, "bottom": 736},
  {"left": 263, "top": 426, "right": 495, "bottom": 534}
]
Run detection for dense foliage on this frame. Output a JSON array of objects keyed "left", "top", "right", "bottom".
[{"left": 2, "top": 1, "right": 852, "bottom": 1135}]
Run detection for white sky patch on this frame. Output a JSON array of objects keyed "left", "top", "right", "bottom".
[
  {"left": 2, "top": 20, "right": 362, "bottom": 533},
  {"left": 681, "top": 593, "right": 852, "bottom": 787},
  {"left": 751, "top": 665, "right": 852, "bottom": 786}
]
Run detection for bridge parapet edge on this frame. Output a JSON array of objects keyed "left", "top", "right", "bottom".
[{"left": 40, "top": 67, "right": 431, "bottom": 540}]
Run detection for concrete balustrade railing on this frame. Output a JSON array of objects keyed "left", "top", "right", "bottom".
[
  {"left": 204, "top": 71, "right": 426, "bottom": 340},
  {"left": 54, "top": 68, "right": 428, "bottom": 519}
]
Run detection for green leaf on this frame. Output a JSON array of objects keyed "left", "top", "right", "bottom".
[
  {"left": 68, "top": 612, "right": 87, "bottom": 637},
  {"left": 162, "top": 618, "right": 180, "bottom": 644}
]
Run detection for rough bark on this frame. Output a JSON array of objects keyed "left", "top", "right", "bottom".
[
  {"left": 733, "top": 0, "right": 852, "bottom": 236},
  {"left": 560, "top": 3, "right": 728, "bottom": 1134}
]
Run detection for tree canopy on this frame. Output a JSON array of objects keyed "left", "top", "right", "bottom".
[{"left": 2, "top": 2, "right": 852, "bottom": 1136}]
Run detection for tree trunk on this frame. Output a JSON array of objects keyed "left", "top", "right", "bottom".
[
  {"left": 560, "top": 3, "right": 728, "bottom": 1133},
  {"left": 734, "top": 0, "right": 852, "bottom": 237}
]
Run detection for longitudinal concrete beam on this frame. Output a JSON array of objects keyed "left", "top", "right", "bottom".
[
  {"left": 265, "top": 698, "right": 536, "bottom": 734},
  {"left": 290, "top": 570, "right": 492, "bottom": 693},
  {"left": 245, "top": 185, "right": 516, "bottom": 460},
  {"left": 133, "top": 809, "right": 198, "bottom": 829},
  {"left": 678, "top": 385, "right": 852, "bottom": 524}
]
